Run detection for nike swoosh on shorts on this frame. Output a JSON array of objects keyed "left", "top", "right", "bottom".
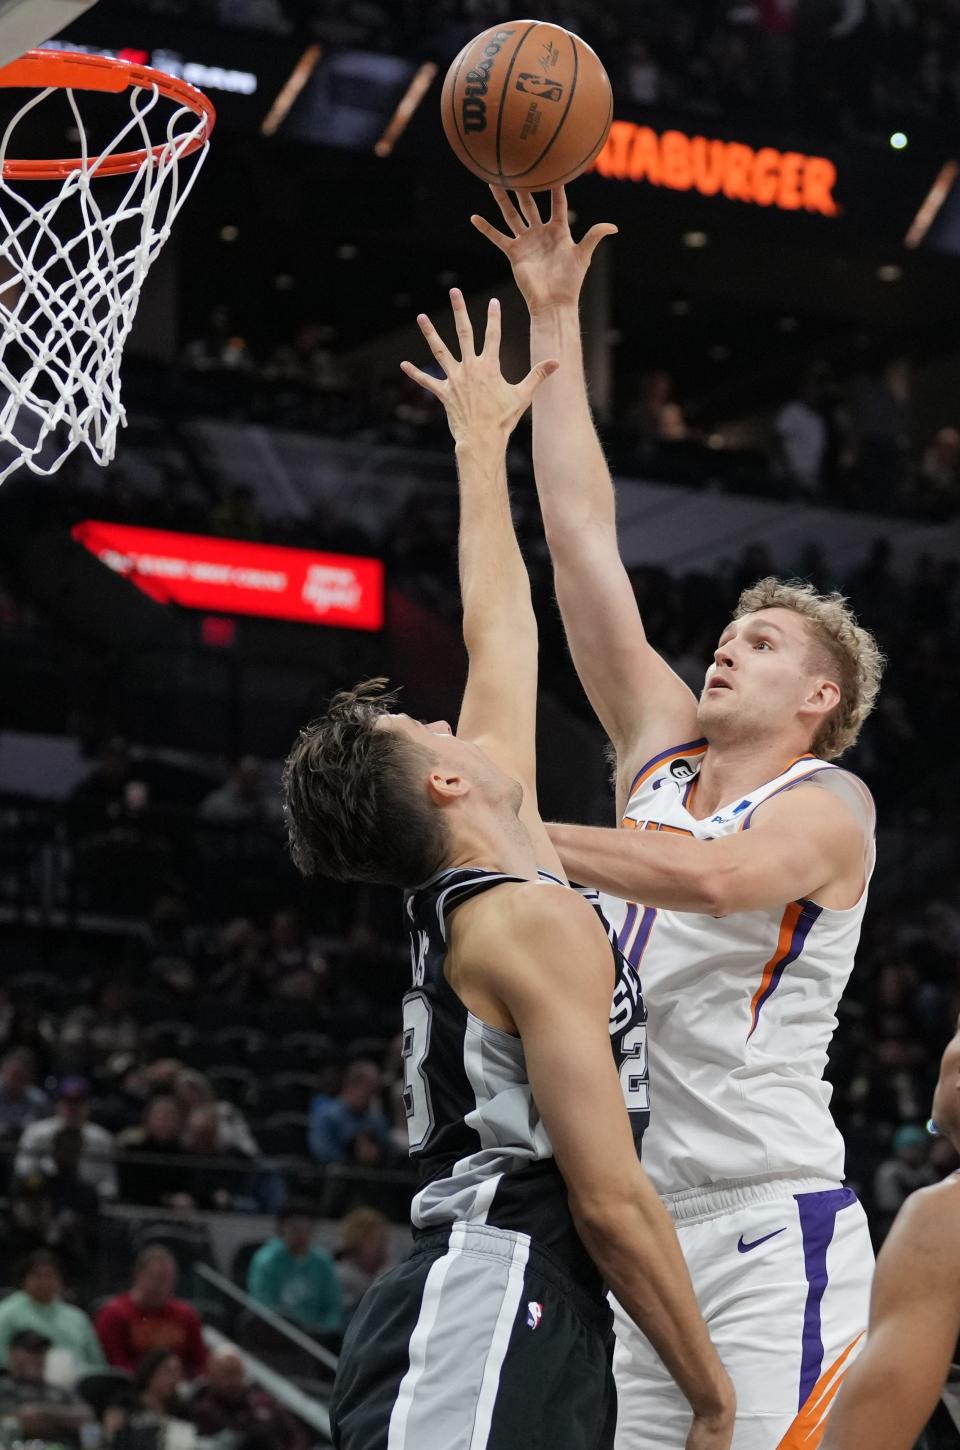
[{"left": 736, "top": 1227, "right": 787, "bottom": 1253}]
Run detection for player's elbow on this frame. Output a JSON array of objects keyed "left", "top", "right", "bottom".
[
  {"left": 692, "top": 850, "right": 758, "bottom": 915},
  {"left": 569, "top": 1177, "right": 656, "bottom": 1246},
  {"left": 695, "top": 866, "right": 734, "bottom": 916},
  {"left": 542, "top": 513, "right": 616, "bottom": 564}
]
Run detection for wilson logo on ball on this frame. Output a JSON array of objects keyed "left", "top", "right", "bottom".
[
  {"left": 515, "top": 73, "right": 564, "bottom": 102},
  {"left": 461, "top": 28, "right": 516, "bottom": 134}
]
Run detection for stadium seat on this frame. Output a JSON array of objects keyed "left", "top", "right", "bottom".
[{"left": 256, "top": 1112, "right": 310, "bottom": 1157}]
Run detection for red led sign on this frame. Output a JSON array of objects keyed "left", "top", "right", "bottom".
[{"left": 72, "top": 521, "right": 384, "bottom": 631}]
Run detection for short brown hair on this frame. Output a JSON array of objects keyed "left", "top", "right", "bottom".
[
  {"left": 282, "top": 679, "right": 449, "bottom": 887},
  {"left": 734, "top": 577, "right": 884, "bottom": 760}
]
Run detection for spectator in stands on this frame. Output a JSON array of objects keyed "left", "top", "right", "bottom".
[
  {"left": 0, "top": 1251, "right": 104, "bottom": 1375},
  {"left": 628, "top": 368, "right": 687, "bottom": 441},
  {"left": 112, "top": 1349, "right": 192, "bottom": 1450},
  {"left": 622, "top": 37, "right": 661, "bottom": 104},
  {"left": 198, "top": 757, "right": 283, "bottom": 827},
  {"left": 0, "top": 1329, "right": 94, "bottom": 1447},
  {"left": 774, "top": 368, "right": 828, "bottom": 496},
  {"left": 187, "top": 1344, "right": 308, "bottom": 1450},
  {"left": 16, "top": 1078, "right": 118, "bottom": 1200},
  {"left": 0, "top": 1177, "right": 93, "bottom": 1288},
  {"left": 206, "top": 915, "right": 264, "bottom": 998},
  {"left": 177, "top": 1104, "right": 252, "bottom": 1211},
  {"left": 307, "top": 1060, "right": 389, "bottom": 1167},
  {"left": 2, "top": 1129, "right": 103, "bottom": 1288},
  {"left": 0, "top": 1049, "right": 49, "bottom": 1142},
  {"left": 95, "top": 1246, "right": 207, "bottom": 1378},
  {"left": 44, "top": 1127, "right": 101, "bottom": 1223},
  {"left": 334, "top": 1207, "right": 391, "bottom": 1321},
  {"left": 847, "top": 358, "right": 911, "bottom": 509},
  {"left": 0, "top": 1179, "right": 61, "bottom": 1279},
  {"left": 4, "top": 1002, "right": 55, "bottom": 1086},
  {"left": 116, "top": 1096, "right": 188, "bottom": 1207},
  {"left": 173, "top": 1070, "right": 258, "bottom": 1159},
  {"left": 917, "top": 425, "right": 960, "bottom": 519},
  {"left": 873, "top": 1124, "right": 938, "bottom": 1241},
  {"left": 246, "top": 1204, "right": 342, "bottom": 1336},
  {"left": 264, "top": 910, "right": 328, "bottom": 1000},
  {"left": 58, "top": 979, "right": 140, "bottom": 1073}
]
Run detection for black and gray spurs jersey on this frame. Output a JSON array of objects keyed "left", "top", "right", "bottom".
[{"left": 400, "top": 865, "right": 649, "bottom": 1293}]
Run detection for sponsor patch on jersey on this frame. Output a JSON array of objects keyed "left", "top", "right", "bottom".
[
  {"left": 670, "top": 759, "right": 696, "bottom": 780},
  {"left": 526, "top": 1300, "right": 543, "bottom": 1330}
]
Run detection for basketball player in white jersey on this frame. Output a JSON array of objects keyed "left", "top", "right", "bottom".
[
  {"left": 473, "top": 187, "right": 884, "bottom": 1450},
  {"left": 821, "top": 1023, "right": 960, "bottom": 1450}
]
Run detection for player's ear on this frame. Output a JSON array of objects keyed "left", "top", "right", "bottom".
[
  {"left": 805, "top": 676, "right": 841, "bottom": 717},
  {"left": 426, "top": 769, "right": 470, "bottom": 805}
]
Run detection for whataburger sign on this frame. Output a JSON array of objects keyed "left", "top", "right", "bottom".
[{"left": 592, "top": 121, "right": 839, "bottom": 215}]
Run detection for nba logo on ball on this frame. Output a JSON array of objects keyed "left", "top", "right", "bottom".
[
  {"left": 515, "top": 73, "right": 564, "bottom": 103},
  {"left": 526, "top": 1301, "right": 543, "bottom": 1330}
]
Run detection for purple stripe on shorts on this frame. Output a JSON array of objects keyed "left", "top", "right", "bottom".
[
  {"left": 617, "top": 903, "right": 638, "bottom": 957},
  {"left": 795, "top": 1186, "right": 857, "bottom": 1410}
]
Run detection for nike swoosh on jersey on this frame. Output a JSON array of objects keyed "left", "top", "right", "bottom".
[{"left": 737, "top": 1228, "right": 787, "bottom": 1254}]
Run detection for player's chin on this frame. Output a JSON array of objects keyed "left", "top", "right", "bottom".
[{"left": 697, "top": 691, "right": 731, "bottom": 722}]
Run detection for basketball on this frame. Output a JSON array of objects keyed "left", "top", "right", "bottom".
[{"left": 440, "top": 20, "right": 613, "bottom": 191}]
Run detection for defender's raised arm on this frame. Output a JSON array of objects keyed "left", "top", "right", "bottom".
[{"left": 402, "top": 288, "right": 560, "bottom": 868}]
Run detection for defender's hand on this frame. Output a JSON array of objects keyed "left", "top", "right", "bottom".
[
  {"left": 401, "top": 288, "right": 558, "bottom": 445},
  {"left": 471, "top": 186, "right": 617, "bottom": 315}
]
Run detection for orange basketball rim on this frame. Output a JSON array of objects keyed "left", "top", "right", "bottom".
[{"left": 0, "top": 49, "right": 216, "bottom": 179}]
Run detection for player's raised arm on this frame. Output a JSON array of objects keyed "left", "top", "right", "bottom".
[
  {"left": 401, "top": 290, "right": 562, "bottom": 870},
  {"left": 465, "top": 883, "right": 735, "bottom": 1450},
  {"left": 820, "top": 1177, "right": 960, "bottom": 1450},
  {"left": 473, "top": 187, "right": 699, "bottom": 788}
]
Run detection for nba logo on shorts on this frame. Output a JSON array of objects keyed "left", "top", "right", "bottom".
[{"left": 526, "top": 1301, "right": 543, "bottom": 1330}]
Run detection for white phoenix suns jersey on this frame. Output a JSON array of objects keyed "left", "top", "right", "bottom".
[{"left": 601, "top": 741, "right": 876, "bottom": 1195}]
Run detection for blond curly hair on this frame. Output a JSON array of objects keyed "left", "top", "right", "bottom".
[{"left": 734, "top": 577, "right": 884, "bottom": 760}]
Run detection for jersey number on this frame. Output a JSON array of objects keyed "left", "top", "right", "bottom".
[
  {"left": 401, "top": 991, "right": 435, "bottom": 1151},
  {"left": 619, "top": 1023, "right": 650, "bottom": 1114}
]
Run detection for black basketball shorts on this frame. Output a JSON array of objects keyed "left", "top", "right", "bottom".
[{"left": 331, "top": 1221, "right": 616, "bottom": 1450}]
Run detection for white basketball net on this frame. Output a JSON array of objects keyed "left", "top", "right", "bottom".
[{"left": 0, "top": 73, "right": 211, "bottom": 483}]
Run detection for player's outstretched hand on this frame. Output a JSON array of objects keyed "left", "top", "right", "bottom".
[
  {"left": 471, "top": 185, "right": 617, "bottom": 315},
  {"left": 400, "top": 288, "right": 558, "bottom": 446}
]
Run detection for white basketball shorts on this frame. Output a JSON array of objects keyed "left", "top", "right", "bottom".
[{"left": 612, "top": 1177, "right": 874, "bottom": 1450}]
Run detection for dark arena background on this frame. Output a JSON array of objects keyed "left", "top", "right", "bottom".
[{"left": 0, "top": 0, "right": 959, "bottom": 1446}]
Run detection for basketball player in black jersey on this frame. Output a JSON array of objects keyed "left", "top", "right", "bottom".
[
  {"left": 283, "top": 290, "right": 734, "bottom": 1450},
  {"left": 821, "top": 1019, "right": 960, "bottom": 1450}
]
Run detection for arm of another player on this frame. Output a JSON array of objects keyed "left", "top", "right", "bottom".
[
  {"left": 821, "top": 1178, "right": 960, "bottom": 1450},
  {"left": 547, "top": 781, "right": 866, "bottom": 913},
  {"left": 401, "top": 290, "right": 564, "bottom": 874},
  {"left": 473, "top": 187, "right": 699, "bottom": 776},
  {"left": 466, "top": 885, "right": 735, "bottom": 1450}
]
